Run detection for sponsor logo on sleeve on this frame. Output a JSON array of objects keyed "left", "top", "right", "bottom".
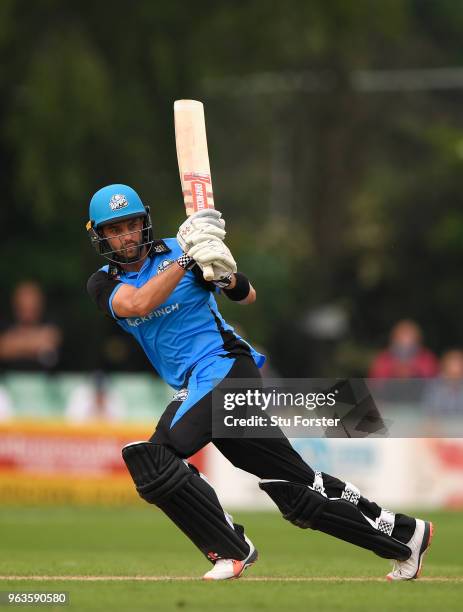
[{"left": 157, "top": 259, "right": 174, "bottom": 274}]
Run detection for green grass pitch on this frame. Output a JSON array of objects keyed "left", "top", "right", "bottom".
[{"left": 0, "top": 506, "right": 461, "bottom": 611}]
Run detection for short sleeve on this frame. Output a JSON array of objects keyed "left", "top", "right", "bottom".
[{"left": 87, "top": 271, "right": 122, "bottom": 318}]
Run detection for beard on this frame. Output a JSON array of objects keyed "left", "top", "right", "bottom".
[
  {"left": 117, "top": 240, "right": 144, "bottom": 263},
  {"left": 100, "top": 223, "right": 152, "bottom": 264}
]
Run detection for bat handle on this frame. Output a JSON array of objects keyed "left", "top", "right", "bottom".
[{"left": 203, "top": 264, "right": 214, "bottom": 281}]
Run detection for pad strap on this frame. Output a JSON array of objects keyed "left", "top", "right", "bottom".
[
  {"left": 375, "top": 509, "right": 395, "bottom": 536},
  {"left": 313, "top": 471, "right": 326, "bottom": 496},
  {"left": 341, "top": 481, "right": 361, "bottom": 505}
]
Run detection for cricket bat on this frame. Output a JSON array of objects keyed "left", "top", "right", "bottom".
[{"left": 174, "top": 99, "right": 215, "bottom": 281}]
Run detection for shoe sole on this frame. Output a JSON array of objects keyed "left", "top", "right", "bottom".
[
  {"left": 234, "top": 547, "right": 259, "bottom": 579},
  {"left": 413, "top": 521, "right": 434, "bottom": 579},
  {"left": 202, "top": 548, "right": 259, "bottom": 581}
]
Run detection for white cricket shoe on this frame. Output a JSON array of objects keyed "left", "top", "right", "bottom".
[
  {"left": 386, "top": 519, "right": 434, "bottom": 581},
  {"left": 203, "top": 535, "right": 258, "bottom": 581}
]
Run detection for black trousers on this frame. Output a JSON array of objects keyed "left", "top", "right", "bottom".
[{"left": 150, "top": 355, "right": 415, "bottom": 543}]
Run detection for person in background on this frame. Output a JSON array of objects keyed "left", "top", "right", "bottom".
[
  {"left": 369, "top": 319, "right": 438, "bottom": 379},
  {"left": 65, "top": 370, "right": 125, "bottom": 422},
  {"left": 0, "top": 282, "right": 62, "bottom": 371},
  {"left": 422, "top": 350, "right": 463, "bottom": 418}
]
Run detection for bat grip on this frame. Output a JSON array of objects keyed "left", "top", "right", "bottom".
[{"left": 203, "top": 264, "right": 214, "bottom": 281}]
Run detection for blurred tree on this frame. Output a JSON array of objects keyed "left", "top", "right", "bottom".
[{"left": 2, "top": 0, "right": 463, "bottom": 374}]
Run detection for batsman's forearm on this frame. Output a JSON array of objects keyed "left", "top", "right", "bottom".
[{"left": 130, "top": 263, "right": 185, "bottom": 315}]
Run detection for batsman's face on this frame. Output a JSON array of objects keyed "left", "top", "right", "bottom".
[{"left": 102, "top": 217, "right": 145, "bottom": 261}]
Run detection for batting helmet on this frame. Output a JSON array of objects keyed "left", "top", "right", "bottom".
[{"left": 86, "top": 184, "right": 153, "bottom": 264}]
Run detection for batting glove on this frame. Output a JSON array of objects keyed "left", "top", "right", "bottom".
[{"left": 177, "top": 210, "right": 225, "bottom": 252}]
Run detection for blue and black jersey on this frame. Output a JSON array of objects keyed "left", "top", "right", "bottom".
[{"left": 87, "top": 238, "right": 265, "bottom": 391}]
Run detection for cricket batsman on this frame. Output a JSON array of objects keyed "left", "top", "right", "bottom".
[{"left": 86, "top": 183, "right": 433, "bottom": 581}]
